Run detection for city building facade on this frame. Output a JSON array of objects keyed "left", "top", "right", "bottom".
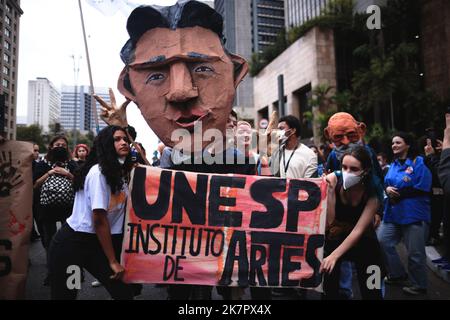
[
  {"left": 215, "top": 0, "right": 255, "bottom": 120},
  {"left": 60, "top": 85, "right": 109, "bottom": 134},
  {"left": 421, "top": 0, "right": 450, "bottom": 102},
  {"left": 27, "top": 77, "right": 61, "bottom": 133},
  {"left": 285, "top": 0, "right": 329, "bottom": 29},
  {"left": 0, "top": 0, "right": 22, "bottom": 140},
  {"left": 253, "top": 27, "right": 336, "bottom": 143},
  {"left": 252, "top": 0, "right": 285, "bottom": 53}
]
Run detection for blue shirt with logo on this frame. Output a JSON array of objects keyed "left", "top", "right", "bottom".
[{"left": 383, "top": 156, "right": 432, "bottom": 224}]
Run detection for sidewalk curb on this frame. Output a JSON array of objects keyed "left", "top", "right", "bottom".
[{"left": 426, "top": 246, "right": 450, "bottom": 283}]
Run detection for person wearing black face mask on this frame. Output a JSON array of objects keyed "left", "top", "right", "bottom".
[{"left": 33, "top": 135, "right": 78, "bottom": 286}]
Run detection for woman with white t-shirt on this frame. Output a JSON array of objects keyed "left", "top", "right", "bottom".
[{"left": 48, "top": 126, "right": 134, "bottom": 300}]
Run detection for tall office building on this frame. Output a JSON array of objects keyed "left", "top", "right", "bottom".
[
  {"left": 27, "top": 78, "right": 61, "bottom": 133},
  {"left": 252, "top": 0, "right": 285, "bottom": 53},
  {"left": 215, "top": 0, "right": 255, "bottom": 119},
  {"left": 60, "top": 85, "right": 109, "bottom": 134},
  {"left": 0, "top": 0, "right": 22, "bottom": 140},
  {"left": 285, "top": 0, "right": 387, "bottom": 29},
  {"left": 215, "top": 0, "right": 284, "bottom": 119},
  {"left": 285, "top": 0, "right": 329, "bottom": 29}
]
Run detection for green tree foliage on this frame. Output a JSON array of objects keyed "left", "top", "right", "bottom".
[
  {"left": 16, "top": 124, "right": 95, "bottom": 155},
  {"left": 251, "top": 0, "right": 448, "bottom": 140},
  {"left": 250, "top": 0, "right": 356, "bottom": 76},
  {"left": 16, "top": 125, "right": 47, "bottom": 152},
  {"left": 64, "top": 130, "right": 95, "bottom": 152}
]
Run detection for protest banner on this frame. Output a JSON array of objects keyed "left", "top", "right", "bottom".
[
  {"left": 121, "top": 166, "right": 327, "bottom": 291},
  {"left": 0, "top": 141, "right": 33, "bottom": 299}
]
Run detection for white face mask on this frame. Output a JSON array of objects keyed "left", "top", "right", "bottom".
[
  {"left": 278, "top": 129, "right": 292, "bottom": 145},
  {"left": 342, "top": 171, "right": 364, "bottom": 190},
  {"left": 118, "top": 157, "right": 126, "bottom": 165}
]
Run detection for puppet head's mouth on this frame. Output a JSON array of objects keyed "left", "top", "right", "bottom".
[{"left": 175, "top": 112, "right": 208, "bottom": 129}]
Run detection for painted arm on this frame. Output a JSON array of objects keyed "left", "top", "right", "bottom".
[{"left": 93, "top": 209, "right": 125, "bottom": 280}]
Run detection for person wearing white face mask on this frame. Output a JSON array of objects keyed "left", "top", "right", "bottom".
[
  {"left": 321, "top": 146, "right": 385, "bottom": 300},
  {"left": 268, "top": 115, "right": 317, "bottom": 298},
  {"left": 269, "top": 115, "right": 318, "bottom": 179}
]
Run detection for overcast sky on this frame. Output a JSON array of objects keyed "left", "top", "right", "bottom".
[{"left": 17, "top": 0, "right": 180, "bottom": 154}]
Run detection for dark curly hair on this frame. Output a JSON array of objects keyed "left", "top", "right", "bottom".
[{"left": 74, "top": 126, "right": 133, "bottom": 194}]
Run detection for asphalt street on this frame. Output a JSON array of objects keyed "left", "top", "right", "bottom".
[{"left": 25, "top": 236, "right": 450, "bottom": 300}]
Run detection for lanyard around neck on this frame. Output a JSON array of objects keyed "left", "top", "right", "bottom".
[{"left": 282, "top": 144, "right": 299, "bottom": 173}]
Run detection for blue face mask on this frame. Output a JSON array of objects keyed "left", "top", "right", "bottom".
[{"left": 335, "top": 141, "right": 364, "bottom": 161}]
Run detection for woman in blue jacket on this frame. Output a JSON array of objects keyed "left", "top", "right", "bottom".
[{"left": 377, "top": 132, "right": 432, "bottom": 296}]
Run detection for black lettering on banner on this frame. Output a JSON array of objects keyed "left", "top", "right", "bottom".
[
  {"left": 163, "top": 255, "right": 186, "bottom": 281},
  {"left": 161, "top": 225, "right": 173, "bottom": 254},
  {"left": 300, "top": 234, "right": 324, "bottom": 288},
  {"left": 282, "top": 248, "right": 302, "bottom": 286},
  {"left": 180, "top": 226, "right": 190, "bottom": 256},
  {"left": 163, "top": 255, "right": 174, "bottom": 280},
  {"left": 251, "top": 232, "right": 304, "bottom": 286},
  {"left": 171, "top": 225, "right": 178, "bottom": 255},
  {"left": 287, "top": 180, "right": 321, "bottom": 232},
  {"left": 148, "top": 223, "right": 162, "bottom": 254},
  {"left": 126, "top": 223, "right": 162, "bottom": 254},
  {"left": 249, "top": 178, "right": 286, "bottom": 229},
  {"left": 208, "top": 176, "right": 246, "bottom": 227},
  {"left": 136, "top": 223, "right": 150, "bottom": 254},
  {"left": 0, "top": 239, "right": 12, "bottom": 277},
  {"left": 203, "top": 228, "right": 216, "bottom": 257},
  {"left": 218, "top": 230, "right": 249, "bottom": 286},
  {"left": 125, "top": 223, "right": 138, "bottom": 253},
  {"left": 211, "top": 229, "right": 224, "bottom": 257},
  {"left": 249, "top": 244, "right": 267, "bottom": 286},
  {"left": 132, "top": 167, "right": 171, "bottom": 220},
  {"left": 189, "top": 228, "right": 202, "bottom": 256},
  {"left": 172, "top": 172, "right": 208, "bottom": 225}
]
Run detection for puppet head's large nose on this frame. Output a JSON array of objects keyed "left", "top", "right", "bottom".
[{"left": 166, "top": 62, "right": 198, "bottom": 103}]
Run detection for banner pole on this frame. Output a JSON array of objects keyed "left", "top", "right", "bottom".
[{"left": 78, "top": 0, "right": 100, "bottom": 135}]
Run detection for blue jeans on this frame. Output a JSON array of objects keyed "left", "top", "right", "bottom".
[
  {"left": 377, "top": 221, "right": 428, "bottom": 289},
  {"left": 339, "top": 261, "right": 353, "bottom": 299}
]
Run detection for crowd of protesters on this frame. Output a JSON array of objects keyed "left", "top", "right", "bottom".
[{"left": 24, "top": 109, "right": 450, "bottom": 300}]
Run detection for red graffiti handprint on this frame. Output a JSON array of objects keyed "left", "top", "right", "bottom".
[
  {"left": 0, "top": 150, "right": 23, "bottom": 197},
  {"left": 8, "top": 210, "right": 26, "bottom": 236}
]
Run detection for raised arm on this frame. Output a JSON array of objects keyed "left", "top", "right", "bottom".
[{"left": 439, "top": 113, "right": 450, "bottom": 193}]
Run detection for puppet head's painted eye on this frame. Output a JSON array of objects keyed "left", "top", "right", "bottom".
[{"left": 146, "top": 73, "right": 165, "bottom": 83}]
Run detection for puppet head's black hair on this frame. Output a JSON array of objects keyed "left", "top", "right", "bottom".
[{"left": 120, "top": 0, "right": 224, "bottom": 65}]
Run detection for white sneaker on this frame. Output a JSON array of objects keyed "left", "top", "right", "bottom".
[{"left": 91, "top": 280, "right": 102, "bottom": 287}]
